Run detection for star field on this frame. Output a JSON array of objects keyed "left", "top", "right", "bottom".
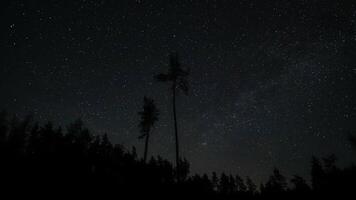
[{"left": 0, "top": 0, "right": 355, "bottom": 183}]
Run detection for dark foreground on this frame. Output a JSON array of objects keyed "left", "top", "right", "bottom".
[{"left": 0, "top": 113, "right": 355, "bottom": 199}]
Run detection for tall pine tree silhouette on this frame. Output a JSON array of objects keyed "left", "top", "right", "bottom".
[
  {"left": 155, "top": 53, "right": 189, "bottom": 181},
  {"left": 138, "top": 96, "right": 159, "bottom": 163}
]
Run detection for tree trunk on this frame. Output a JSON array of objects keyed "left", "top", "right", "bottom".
[
  {"left": 143, "top": 131, "right": 149, "bottom": 163},
  {"left": 172, "top": 81, "right": 180, "bottom": 182}
]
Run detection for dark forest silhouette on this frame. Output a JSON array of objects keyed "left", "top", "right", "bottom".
[
  {"left": 0, "top": 54, "right": 355, "bottom": 198},
  {"left": 0, "top": 111, "right": 355, "bottom": 198}
]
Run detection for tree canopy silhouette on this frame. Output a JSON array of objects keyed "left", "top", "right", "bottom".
[
  {"left": 138, "top": 96, "right": 159, "bottom": 163},
  {"left": 155, "top": 53, "right": 189, "bottom": 181}
]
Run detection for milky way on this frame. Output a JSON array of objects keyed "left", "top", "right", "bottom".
[{"left": 1, "top": 0, "right": 355, "bottom": 183}]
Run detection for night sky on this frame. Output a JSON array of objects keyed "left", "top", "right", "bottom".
[{"left": 1, "top": 0, "right": 355, "bottom": 183}]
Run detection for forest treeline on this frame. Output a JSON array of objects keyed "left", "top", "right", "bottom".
[{"left": 0, "top": 111, "right": 355, "bottom": 198}]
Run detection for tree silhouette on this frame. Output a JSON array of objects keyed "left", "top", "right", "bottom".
[
  {"left": 322, "top": 154, "right": 337, "bottom": 173},
  {"left": 211, "top": 172, "right": 219, "bottom": 191},
  {"left": 219, "top": 172, "right": 230, "bottom": 194},
  {"left": 138, "top": 96, "right": 159, "bottom": 163},
  {"left": 349, "top": 134, "right": 356, "bottom": 150},
  {"left": 0, "top": 110, "right": 8, "bottom": 147},
  {"left": 246, "top": 176, "right": 257, "bottom": 195},
  {"left": 228, "top": 175, "right": 236, "bottom": 194},
  {"left": 235, "top": 174, "right": 247, "bottom": 193},
  {"left": 7, "top": 115, "right": 32, "bottom": 155},
  {"left": 264, "top": 168, "right": 287, "bottom": 194},
  {"left": 155, "top": 53, "right": 189, "bottom": 181},
  {"left": 290, "top": 175, "right": 310, "bottom": 193},
  {"left": 178, "top": 157, "right": 190, "bottom": 181},
  {"left": 311, "top": 156, "right": 325, "bottom": 191}
]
